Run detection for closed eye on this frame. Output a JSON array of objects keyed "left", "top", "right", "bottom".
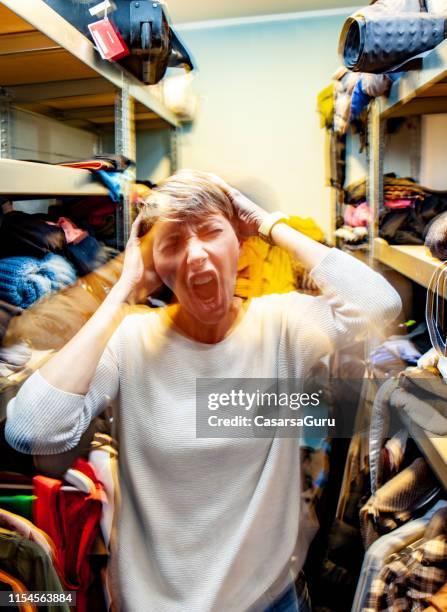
[{"left": 201, "top": 227, "right": 223, "bottom": 237}]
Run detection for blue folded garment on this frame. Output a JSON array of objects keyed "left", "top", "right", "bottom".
[{"left": 0, "top": 254, "right": 77, "bottom": 309}]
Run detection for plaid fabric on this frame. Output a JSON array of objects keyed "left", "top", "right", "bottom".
[{"left": 364, "top": 536, "right": 447, "bottom": 611}]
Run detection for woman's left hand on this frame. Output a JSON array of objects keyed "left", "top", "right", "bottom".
[{"left": 209, "top": 175, "right": 269, "bottom": 238}]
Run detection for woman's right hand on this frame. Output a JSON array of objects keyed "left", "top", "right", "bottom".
[{"left": 116, "top": 214, "right": 162, "bottom": 303}]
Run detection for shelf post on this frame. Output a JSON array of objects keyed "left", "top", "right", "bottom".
[
  {"left": 365, "top": 99, "right": 386, "bottom": 365},
  {"left": 169, "top": 127, "right": 180, "bottom": 174},
  {"left": 0, "top": 94, "right": 11, "bottom": 159},
  {"left": 367, "top": 99, "right": 384, "bottom": 269},
  {"left": 115, "top": 82, "right": 136, "bottom": 249}
]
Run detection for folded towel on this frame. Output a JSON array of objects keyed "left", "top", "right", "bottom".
[{"left": 0, "top": 254, "right": 77, "bottom": 309}]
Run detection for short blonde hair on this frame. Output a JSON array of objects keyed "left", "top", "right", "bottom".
[{"left": 137, "top": 169, "right": 235, "bottom": 234}]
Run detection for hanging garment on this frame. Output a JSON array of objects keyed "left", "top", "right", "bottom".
[
  {"left": 360, "top": 457, "right": 440, "bottom": 549},
  {"left": 364, "top": 529, "right": 447, "bottom": 611},
  {"left": 0, "top": 509, "right": 54, "bottom": 559},
  {"left": 0, "top": 567, "right": 36, "bottom": 612},
  {"left": 369, "top": 368, "right": 447, "bottom": 496},
  {"left": 0, "top": 527, "right": 68, "bottom": 612},
  {"left": 339, "top": 1, "right": 447, "bottom": 73},
  {"left": 333, "top": 67, "right": 360, "bottom": 134},
  {"left": 0, "top": 255, "right": 77, "bottom": 309},
  {"left": 352, "top": 499, "right": 447, "bottom": 611},
  {"left": 33, "top": 459, "right": 104, "bottom": 612}
]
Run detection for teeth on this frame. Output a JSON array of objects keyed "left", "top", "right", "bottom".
[{"left": 192, "top": 273, "right": 214, "bottom": 286}]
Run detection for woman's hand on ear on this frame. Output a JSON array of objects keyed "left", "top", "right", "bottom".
[
  {"left": 117, "top": 214, "right": 162, "bottom": 303},
  {"left": 208, "top": 174, "right": 269, "bottom": 239}
]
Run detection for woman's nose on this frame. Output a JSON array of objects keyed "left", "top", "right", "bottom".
[{"left": 185, "top": 238, "right": 208, "bottom": 268}]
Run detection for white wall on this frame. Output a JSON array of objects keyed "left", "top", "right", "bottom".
[
  {"left": 420, "top": 114, "right": 447, "bottom": 190},
  {"left": 147, "top": 11, "right": 353, "bottom": 238}
]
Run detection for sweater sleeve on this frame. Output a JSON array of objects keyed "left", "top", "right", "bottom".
[
  {"left": 5, "top": 340, "right": 119, "bottom": 455},
  {"left": 287, "top": 248, "right": 402, "bottom": 362}
]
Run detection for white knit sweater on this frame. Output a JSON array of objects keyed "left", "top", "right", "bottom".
[{"left": 6, "top": 248, "right": 401, "bottom": 612}]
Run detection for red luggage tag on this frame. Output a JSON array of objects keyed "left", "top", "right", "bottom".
[{"left": 88, "top": 18, "right": 130, "bottom": 61}]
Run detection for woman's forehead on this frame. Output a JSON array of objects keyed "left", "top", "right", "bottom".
[{"left": 154, "top": 213, "right": 228, "bottom": 238}]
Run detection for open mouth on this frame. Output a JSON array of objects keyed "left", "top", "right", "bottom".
[{"left": 190, "top": 272, "right": 219, "bottom": 306}]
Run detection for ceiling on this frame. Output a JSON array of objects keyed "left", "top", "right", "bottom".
[{"left": 164, "top": 0, "right": 360, "bottom": 24}]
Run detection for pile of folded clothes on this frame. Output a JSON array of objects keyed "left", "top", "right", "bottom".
[{"left": 339, "top": 174, "right": 447, "bottom": 249}]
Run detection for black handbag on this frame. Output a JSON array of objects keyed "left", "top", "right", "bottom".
[{"left": 43, "top": 0, "right": 194, "bottom": 84}]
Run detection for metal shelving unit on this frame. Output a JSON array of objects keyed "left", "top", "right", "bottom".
[
  {"left": 0, "top": 0, "right": 181, "bottom": 243},
  {"left": 366, "top": 41, "right": 447, "bottom": 281},
  {"left": 361, "top": 47, "right": 447, "bottom": 484}
]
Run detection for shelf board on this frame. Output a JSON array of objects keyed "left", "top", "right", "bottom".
[
  {"left": 0, "top": 159, "right": 109, "bottom": 197},
  {"left": 381, "top": 39, "right": 447, "bottom": 118},
  {"left": 0, "top": 0, "right": 179, "bottom": 127},
  {"left": 374, "top": 238, "right": 443, "bottom": 288},
  {"left": 398, "top": 409, "right": 447, "bottom": 490}
]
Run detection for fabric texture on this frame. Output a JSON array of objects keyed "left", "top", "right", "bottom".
[
  {"left": 360, "top": 458, "right": 440, "bottom": 549},
  {"left": 344, "top": 203, "right": 371, "bottom": 227},
  {"left": 0, "top": 528, "right": 68, "bottom": 612},
  {"left": 32, "top": 459, "right": 103, "bottom": 612},
  {"left": 364, "top": 532, "right": 447, "bottom": 611},
  {"left": 6, "top": 248, "right": 402, "bottom": 612},
  {"left": 369, "top": 367, "right": 447, "bottom": 495},
  {"left": 0, "top": 255, "right": 77, "bottom": 309},
  {"left": 352, "top": 500, "right": 447, "bottom": 612}
]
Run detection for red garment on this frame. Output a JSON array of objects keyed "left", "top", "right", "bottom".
[
  {"left": 33, "top": 459, "right": 103, "bottom": 612},
  {"left": 59, "top": 160, "right": 115, "bottom": 171},
  {"left": 67, "top": 197, "right": 115, "bottom": 229}
]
